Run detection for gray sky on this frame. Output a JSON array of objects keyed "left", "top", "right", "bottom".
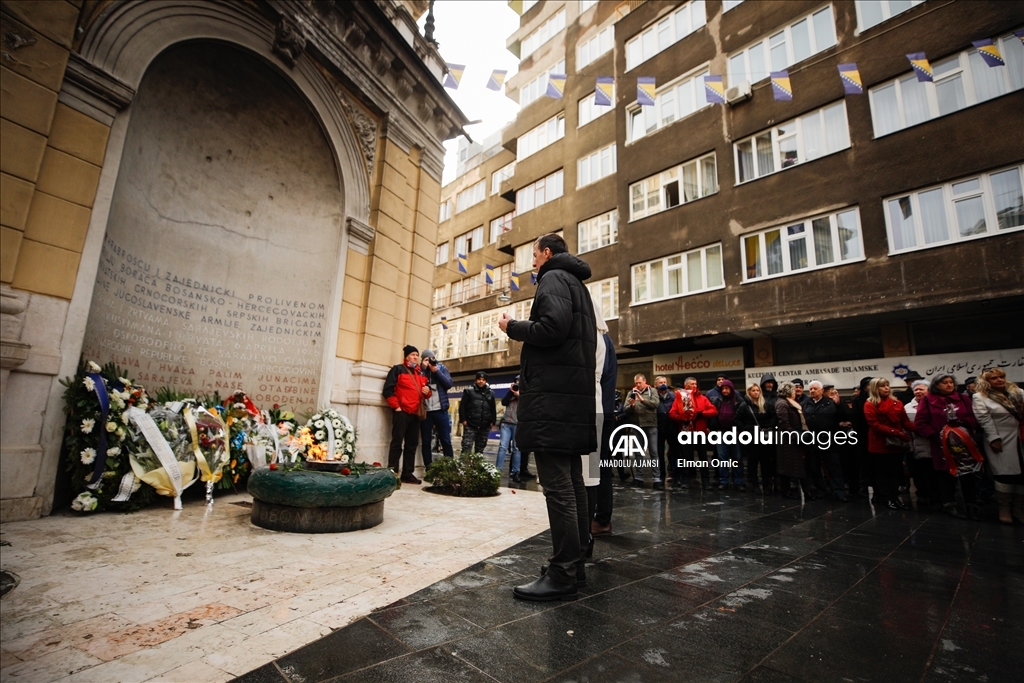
[{"left": 419, "top": 1, "right": 521, "bottom": 184}]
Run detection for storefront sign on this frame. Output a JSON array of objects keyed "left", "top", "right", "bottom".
[
  {"left": 653, "top": 348, "right": 744, "bottom": 375},
  {"left": 744, "top": 349, "right": 1024, "bottom": 390}
]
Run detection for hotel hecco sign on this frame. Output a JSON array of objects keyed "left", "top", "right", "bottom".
[{"left": 653, "top": 348, "right": 745, "bottom": 376}]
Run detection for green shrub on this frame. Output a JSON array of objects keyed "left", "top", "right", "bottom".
[{"left": 424, "top": 451, "right": 501, "bottom": 497}]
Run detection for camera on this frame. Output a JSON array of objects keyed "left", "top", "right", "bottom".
[
  {"left": 511, "top": 383, "right": 519, "bottom": 391},
  {"left": 428, "top": 358, "right": 437, "bottom": 366}
]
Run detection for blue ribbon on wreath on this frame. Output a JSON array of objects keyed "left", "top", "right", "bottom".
[
  {"left": 86, "top": 373, "right": 110, "bottom": 489},
  {"left": 231, "top": 431, "right": 245, "bottom": 451}
]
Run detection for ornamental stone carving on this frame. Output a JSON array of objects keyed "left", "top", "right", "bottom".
[
  {"left": 273, "top": 15, "right": 307, "bottom": 67},
  {"left": 336, "top": 87, "right": 379, "bottom": 179}
]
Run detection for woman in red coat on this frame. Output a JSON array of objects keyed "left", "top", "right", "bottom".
[{"left": 864, "top": 377, "right": 915, "bottom": 510}]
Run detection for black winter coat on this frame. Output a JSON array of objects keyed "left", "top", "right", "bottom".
[
  {"left": 804, "top": 397, "right": 839, "bottom": 434},
  {"left": 459, "top": 384, "right": 496, "bottom": 428},
  {"left": 506, "top": 252, "right": 597, "bottom": 456}
]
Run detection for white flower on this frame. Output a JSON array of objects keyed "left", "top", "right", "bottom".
[
  {"left": 107, "top": 446, "right": 120, "bottom": 457},
  {"left": 111, "top": 397, "right": 125, "bottom": 410},
  {"left": 340, "top": 455, "right": 350, "bottom": 464},
  {"left": 83, "top": 376, "right": 96, "bottom": 392},
  {"left": 81, "top": 419, "right": 95, "bottom": 434},
  {"left": 121, "top": 412, "right": 130, "bottom": 424},
  {"left": 118, "top": 377, "right": 130, "bottom": 385},
  {"left": 80, "top": 448, "right": 97, "bottom": 465},
  {"left": 278, "top": 423, "right": 292, "bottom": 436},
  {"left": 106, "top": 422, "right": 117, "bottom": 433},
  {"left": 116, "top": 427, "right": 125, "bottom": 439},
  {"left": 315, "top": 430, "right": 326, "bottom": 440},
  {"left": 314, "top": 420, "right": 324, "bottom": 429},
  {"left": 87, "top": 361, "right": 102, "bottom": 373},
  {"left": 72, "top": 492, "right": 98, "bottom": 512},
  {"left": 234, "top": 402, "right": 246, "bottom": 410},
  {"left": 312, "top": 414, "right": 322, "bottom": 421},
  {"left": 332, "top": 419, "right": 342, "bottom": 428}
]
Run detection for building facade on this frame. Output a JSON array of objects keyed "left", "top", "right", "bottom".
[
  {"left": 431, "top": 0, "right": 1024, "bottom": 395},
  {"left": 0, "top": 0, "right": 468, "bottom": 521}
]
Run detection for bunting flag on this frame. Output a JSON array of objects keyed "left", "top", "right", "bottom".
[
  {"left": 972, "top": 39, "right": 1004, "bottom": 68},
  {"left": 837, "top": 63, "right": 863, "bottom": 95},
  {"left": 704, "top": 75, "right": 725, "bottom": 104},
  {"left": 485, "top": 264, "right": 494, "bottom": 285},
  {"left": 545, "top": 73, "right": 566, "bottom": 99},
  {"left": 457, "top": 253, "right": 468, "bottom": 273},
  {"left": 440, "top": 316, "right": 448, "bottom": 330},
  {"left": 637, "top": 77, "right": 656, "bottom": 106},
  {"left": 906, "top": 52, "right": 933, "bottom": 82},
  {"left": 486, "top": 69, "right": 508, "bottom": 91},
  {"left": 443, "top": 63, "right": 465, "bottom": 89},
  {"left": 508, "top": 0, "right": 524, "bottom": 15},
  {"left": 1016, "top": 29, "right": 1024, "bottom": 45},
  {"left": 530, "top": 273, "right": 538, "bottom": 285},
  {"left": 510, "top": 272, "right": 520, "bottom": 291},
  {"left": 771, "top": 71, "right": 792, "bottom": 101},
  {"left": 595, "top": 77, "right": 614, "bottom": 106}
]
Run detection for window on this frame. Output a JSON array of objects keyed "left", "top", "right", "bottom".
[
  {"left": 454, "top": 226, "right": 485, "bottom": 255},
  {"left": 578, "top": 209, "right": 618, "bottom": 254},
  {"left": 727, "top": 6, "right": 836, "bottom": 85},
  {"left": 734, "top": 101, "right": 849, "bottom": 184},
  {"left": 434, "top": 241, "right": 449, "bottom": 265},
  {"left": 723, "top": 0, "right": 744, "bottom": 11},
  {"left": 578, "top": 25, "right": 613, "bottom": 69},
  {"left": 743, "top": 208, "right": 864, "bottom": 282},
  {"left": 522, "top": 0, "right": 539, "bottom": 13},
  {"left": 455, "top": 180, "right": 486, "bottom": 213},
  {"left": 578, "top": 89, "right": 614, "bottom": 127},
  {"left": 626, "top": 1, "right": 706, "bottom": 71},
  {"left": 884, "top": 165, "right": 1024, "bottom": 254},
  {"left": 515, "top": 242, "right": 534, "bottom": 273},
  {"left": 432, "top": 284, "right": 450, "bottom": 310},
  {"left": 521, "top": 9, "right": 566, "bottom": 59},
  {"left": 577, "top": 144, "right": 617, "bottom": 188},
  {"left": 438, "top": 199, "right": 452, "bottom": 222},
  {"left": 869, "top": 34, "right": 1024, "bottom": 138},
  {"left": 632, "top": 244, "right": 724, "bottom": 304},
  {"left": 463, "top": 311, "right": 505, "bottom": 356},
  {"left": 512, "top": 299, "right": 534, "bottom": 321},
  {"left": 855, "top": 0, "right": 924, "bottom": 33},
  {"left": 516, "top": 169, "right": 564, "bottom": 214},
  {"left": 488, "top": 263, "right": 513, "bottom": 293},
  {"left": 489, "top": 210, "right": 515, "bottom": 243},
  {"left": 588, "top": 277, "right": 619, "bottom": 320},
  {"left": 627, "top": 67, "right": 710, "bottom": 142},
  {"left": 579, "top": 0, "right": 598, "bottom": 12},
  {"left": 630, "top": 153, "right": 717, "bottom": 221},
  {"left": 520, "top": 59, "right": 566, "bottom": 108},
  {"left": 450, "top": 272, "right": 487, "bottom": 305},
  {"left": 518, "top": 114, "right": 566, "bottom": 160},
  {"left": 491, "top": 162, "right": 516, "bottom": 195}
]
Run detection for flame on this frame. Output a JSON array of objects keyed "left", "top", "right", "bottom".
[{"left": 293, "top": 426, "right": 332, "bottom": 461}]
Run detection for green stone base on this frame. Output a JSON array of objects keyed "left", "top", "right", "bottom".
[{"left": 250, "top": 498, "right": 384, "bottom": 533}]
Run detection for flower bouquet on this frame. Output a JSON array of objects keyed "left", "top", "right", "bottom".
[
  {"left": 126, "top": 402, "right": 199, "bottom": 510},
  {"left": 296, "top": 407, "right": 356, "bottom": 465},
  {"left": 185, "top": 403, "right": 231, "bottom": 502}
]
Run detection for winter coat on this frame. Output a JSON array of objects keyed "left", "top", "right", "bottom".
[
  {"left": 669, "top": 389, "right": 718, "bottom": 433},
  {"left": 624, "top": 385, "right": 659, "bottom": 427},
  {"left": 500, "top": 391, "right": 519, "bottom": 425},
  {"left": 759, "top": 373, "right": 779, "bottom": 429},
  {"left": 382, "top": 363, "right": 429, "bottom": 415},
  {"left": 710, "top": 381, "right": 746, "bottom": 431},
  {"left": 804, "top": 397, "right": 838, "bottom": 434},
  {"left": 421, "top": 363, "right": 453, "bottom": 411},
  {"left": 864, "top": 397, "right": 915, "bottom": 455},
  {"left": 903, "top": 398, "right": 933, "bottom": 461},
  {"left": 459, "top": 384, "right": 496, "bottom": 428},
  {"left": 506, "top": 252, "right": 597, "bottom": 456},
  {"left": 914, "top": 392, "right": 979, "bottom": 472},
  {"left": 973, "top": 390, "right": 1023, "bottom": 476},
  {"left": 775, "top": 397, "right": 806, "bottom": 478},
  {"left": 732, "top": 395, "right": 761, "bottom": 432}
]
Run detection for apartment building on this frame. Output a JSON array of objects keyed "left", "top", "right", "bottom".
[{"left": 431, "top": 0, "right": 1024, "bottom": 394}]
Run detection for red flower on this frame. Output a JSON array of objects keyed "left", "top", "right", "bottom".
[
  {"left": 341, "top": 467, "right": 351, "bottom": 475},
  {"left": 273, "top": 403, "right": 280, "bottom": 409},
  {"left": 372, "top": 462, "right": 382, "bottom": 467},
  {"left": 269, "top": 463, "right": 278, "bottom": 471}
]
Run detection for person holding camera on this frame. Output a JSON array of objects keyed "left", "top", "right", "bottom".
[
  {"left": 496, "top": 375, "right": 526, "bottom": 482},
  {"left": 419, "top": 349, "right": 453, "bottom": 469},
  {"left": 624, "top": 373, "right": 662, "bottom": 489}
]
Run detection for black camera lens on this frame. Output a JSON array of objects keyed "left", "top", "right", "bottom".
[{"left": 511, "top": 383, "right": 519, "bottom": 391}]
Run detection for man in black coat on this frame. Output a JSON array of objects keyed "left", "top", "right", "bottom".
[
  {"left": 804, "top": 380, "right": 846, "bottom": 500},
  {"left": 459, "top": 371, "right": 496, "bottom": 454},
  {"left": 499, "top": 233, "right": 596, "bottom": 601}
]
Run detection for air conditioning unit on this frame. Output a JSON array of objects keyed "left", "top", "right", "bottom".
[{"left": 726, "top": 81, "right": 751, "bottom": 106}]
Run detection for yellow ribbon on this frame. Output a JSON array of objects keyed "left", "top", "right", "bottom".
[
  {"left": 184, "top": 405, "right": 227, "bottom": 483},
  {"left": 129, "top": 455, "right": 197, "bottom": 498}
]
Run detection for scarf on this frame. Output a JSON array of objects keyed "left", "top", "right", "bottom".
[{"left": 787, "top": 397, "right": 808, "bottom": 431}]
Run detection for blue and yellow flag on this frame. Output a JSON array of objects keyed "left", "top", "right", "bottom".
[
  {"left": 595, "top": 77, "right": 614, "bottom": 106},
  {"left": 838, "top": 63, "right": 863, "bottom": 95},
  {"left": 444, "top": 63, "right": 465, "bottom": 89},
  {"left": 637, "top": 77, "right": 656, "bottom": 106},
  {"left": 704, "top": 75, "right": 725, "bottom": 104},
  {"left": 545, "top": 73, "right": 566, "bottom": 99},
  {"left": 510, "top": 272, "right": 520, "bottom": 291},
  {"left": 1016, "top": 29, "right": 1024, "bottom": 45},
  {"left": 530, "top": 273, "right": 538, "bottom": 285},
  {"left": 771, "top": 71, "right": 792, "bottom": 101},
  {"left": 457, "top": 253, "right": 468, "bottom": 273},
  {"left": 485, "top": 264, "right": 494, "bottom": 285},
  {"left": 906, "top": 52, "right": 932, "bottom": 82},
  {"left": 486, "top": 69, "right": 508, "bottom": 91},
  {"left": 972, "top": 39, "right": 1004, "bottom": 68},
  {"left": 440, "top": 316, "right": 448, "bottom": 330},
  {"left": 508, "top": 0, "right": 524, "bottom": 15}
]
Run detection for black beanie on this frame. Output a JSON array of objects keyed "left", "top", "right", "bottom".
[{"left": 403, "top": 345, "right": 418, "bottom": 358}]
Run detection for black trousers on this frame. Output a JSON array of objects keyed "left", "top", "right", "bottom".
[
  {"left": 746, "top": 443, "right": 776, "bottom": 489},
  {"left": 910, "top": 457, "right": 934, "bottom": 499},
  {"left": 936, "top": 469, "right": 978, "bottom": 506},
  {"left": 536, "top": 452, "right": 588, "bottom": 584},
  {"left": 388, "top": 410, "right": 419, "bottom": 477},
  {"left": 871, "top": 451, "right": 903, "bottom": 504},
  {"left": 590, "top": 418, "right": 616, "bottom": 525},
  {"left": 657, "top": 418, "right": 677, "bottom": 481}
]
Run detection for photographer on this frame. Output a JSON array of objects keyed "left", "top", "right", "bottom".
[
  {"left": 419, "top": 350, "right": 453, "bottom": 468},
  {"left": 624, "top": 373, "right": 662, "bottom": 489},
  {"left": 496, "top": 375, "right": 532, "bottom": 482}
]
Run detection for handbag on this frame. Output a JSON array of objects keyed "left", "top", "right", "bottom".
[
  {"left": 406, "top": 366, "right": 428, "bottom": 420},
  {"left": 884, "top": 433, "right": 912, "bottom": 451}
]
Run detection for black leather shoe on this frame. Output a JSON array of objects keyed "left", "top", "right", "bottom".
[
  {"left": 511, "top": 473, "right": 523, "bottom": 483},
  {"left": 540, "top": 563, "right": 587, "bottom": 586},
  {"left": 520, "top": 470, "right": 537, "bottom": 480},
  {"left": 400, "top": 474, "right": 421, "bottom": 484},
  {"left": 653, "top": 481, "right": 665, "bottom": 490},
  {"left": 632, "top": 479, "right": 645, "bottom": 488},
  {"left": 515, "top": 574, "right": 579, "bottom": 601}
]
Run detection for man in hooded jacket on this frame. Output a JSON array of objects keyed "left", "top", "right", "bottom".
[{"left": 499, "top": 233, "right": 596, "bottom": 601}]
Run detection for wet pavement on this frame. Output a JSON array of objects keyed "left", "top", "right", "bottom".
[{"left": 234, "top": 480, "right": 1024, "bottom": 683}]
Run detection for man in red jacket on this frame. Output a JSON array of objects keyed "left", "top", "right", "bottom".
[
  {"left": 382, "top": 345, "right": 430, "bottom": 484},
  {"left": 669, "top": 377, "right": 719, "bottom": 489}
]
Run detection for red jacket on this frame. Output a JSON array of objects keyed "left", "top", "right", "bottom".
[
  {"left": 668, "top": 389, "right": 718, "bottom": 433},
  {"left": 864, "top": 397, "right": 915, "bottom": 454},
  {"left": 382, "top": 363, "right": 429, "bottom": 415}
]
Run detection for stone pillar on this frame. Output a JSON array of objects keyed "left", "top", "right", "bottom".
[{"left": 0, "top": 286, "right": 30, "bottom": 407}]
